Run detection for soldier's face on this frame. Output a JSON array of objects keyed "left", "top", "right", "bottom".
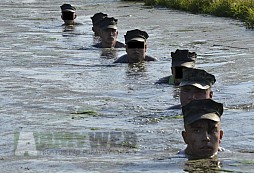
[
  {"left": 171, "top": 67, "right": 184, "bottom": 85},
  {"left": 126, "top": 41, "right": 146, "bottom": 63},
  {"left": 180, "top": 85, "right": 212, "bottom": 106},
  {"left": 61, "top": 12, "right": 76, "bottom": 25},
  {"left": 182, "top": 119, "right": 223, "bottom": 159},
  {"left": 100, "top": 28, "right": 118, "bottom": 46}
]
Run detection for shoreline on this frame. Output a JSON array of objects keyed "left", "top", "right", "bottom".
[{"left": 122, "top": 0, "right": 254, "bottom": 29}]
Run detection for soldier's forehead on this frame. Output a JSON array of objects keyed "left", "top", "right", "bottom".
[
  {"left": 189, "top": 119, "right": 219, "bottom": 127},
  {"left": 181, "top": 85, "right": 205, "bottom": 90},
  {"left": 103, "top": 28, "right": 116, "bottom": 31}
]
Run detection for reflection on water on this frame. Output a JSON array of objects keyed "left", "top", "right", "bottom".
[
  {"left": 184, "top": 157, "right": 221, "bottom": 172},
  {"left": 127, "top": 62, "right": 147, "bottom": 73},
  {"left": 62, "top": 25, "right": 76, "bottom": 32},
  {"left": 100, "top": 48, "right": 117, "bottom": 59}
]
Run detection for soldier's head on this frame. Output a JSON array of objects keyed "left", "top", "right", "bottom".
[
  {"left": 171, "top": 49, "right": 197, "bottom": 85},
  {"left": 124, "top": 29, "right": 149, "bottom": 63},
  {"left": 182, "top": 99, "right": 224, "bottom": 160},
  {"left": 60, "top": 4, "right": 77, "bottom": 25},
  {"left": 91, "top": 12, "right": 107, "bottom": 36},
  {"left": 179, "top": 68, "right": 216, "bottom": 107},
  {"left": 98, "top": 17, "right": 119, "bottom": 48}
]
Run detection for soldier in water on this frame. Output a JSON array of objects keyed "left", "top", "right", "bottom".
[
  {"left": 60, "top": 4, "right": 78, "bottom": 26},
  {"left": 93, "top": 17, "right": 125, "bottom": 48},
  {"left": 168, "top": 68, "right": 216, "bottom": 109},
  {"left": 179, "top": 99, "right": 224, "bottom": 160},
  {"left": 114, "top": 29, "right": 157, "bottom": 63},
  {"left": 91, "top": 12, "right": 107, "bottom": 37},
  {"left": 155, "top": 49, "right": 196, "bottom": 85}
]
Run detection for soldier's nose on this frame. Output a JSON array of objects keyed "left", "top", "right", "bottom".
[{"left": 202, "top": 131, "right": 210, "bottom": 141}]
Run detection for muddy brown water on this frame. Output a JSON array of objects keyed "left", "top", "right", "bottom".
[{"left": 0, "top": 0, "right": 254, "bottom": 172}]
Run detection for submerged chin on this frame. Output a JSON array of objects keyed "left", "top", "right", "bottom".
[{"left": 186, "top": 149, "right": 217, "bottom": 160}]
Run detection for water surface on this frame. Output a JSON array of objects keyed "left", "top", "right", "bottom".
[{"left": 0, "top": 0, "right": 254, "bottom": 172}]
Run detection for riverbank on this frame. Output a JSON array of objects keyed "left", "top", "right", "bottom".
[
  {"left": 1, "top": 0, "right": 254, "bottom": 172},
  {"left": 126, "top": 0, "right": 254, "bottom": 29}
]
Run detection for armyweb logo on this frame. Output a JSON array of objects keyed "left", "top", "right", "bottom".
[{"left": 14, "top": 131, "right": 137, "bottom": 156}]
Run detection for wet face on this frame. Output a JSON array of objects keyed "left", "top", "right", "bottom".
[
  {"left": 180, "top": 85, "right": 212, "bottom": 106},
  {"left": 182, "top": 119, "right": 223, "bottom": 159},
  {"left": 100, "top": 28, "right": 118, "bottom": 48},
  {"left": 126, "top": 41, "right": 146, "bottom": 63},
  {"left": 61, "top": 12, "right": 76, "bottom": 25}
]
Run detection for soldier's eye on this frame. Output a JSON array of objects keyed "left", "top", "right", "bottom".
[
  {"left": 128, "top": 42, "right": 144, "bottom": 48},
  {"left": 192, "top": 128, "right": 201, "bottom": 133},
  {"left": 209, "top": 127, "right": 218, "bottom": 134},
  {"left": 62, "top": 12, "right": 74, "bottom": 20}
]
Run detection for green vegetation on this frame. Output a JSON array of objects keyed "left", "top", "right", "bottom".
[
  {"left": 143, "top": 0, "right": 254, "bottom": 29},
  {"left": 71, "top": 109, "right": 99, "bottom": 119},
  {"left": 71, "top": 109, "right": 98, "bottom": 116},
  {"left": 90, "top": 127, "right": 99, "bottom": 130}
]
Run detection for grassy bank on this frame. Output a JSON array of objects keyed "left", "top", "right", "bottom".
[{"left": 143, "top": 0, "right": 254, "bottom": 29}]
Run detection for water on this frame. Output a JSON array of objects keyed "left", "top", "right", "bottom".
[{"left": 0, "top": 0, "right": 254, "bottom": 172}]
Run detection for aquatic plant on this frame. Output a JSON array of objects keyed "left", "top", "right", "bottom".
[
  {"left": 143, "top": 0, "right": 254, "bottom": 29},
  {"left": 90, "top": 127, "right": 99, "bottom": 130},
  {"left": 71, "top": 109, "right": 99, "bottom": 118}
]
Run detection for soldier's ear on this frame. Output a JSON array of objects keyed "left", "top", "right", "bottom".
[
  {"left": 209, "top": 90, "right": 213, "bottom": 98},
  {"left": 219, "top": 130, "right": 223, "bottom": 143},
  {"left": 182, "top": 131, "right": 188, "bottom": 144},
  {"left": 74, "top": 14, "right": 77, "bottom": 19}
]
